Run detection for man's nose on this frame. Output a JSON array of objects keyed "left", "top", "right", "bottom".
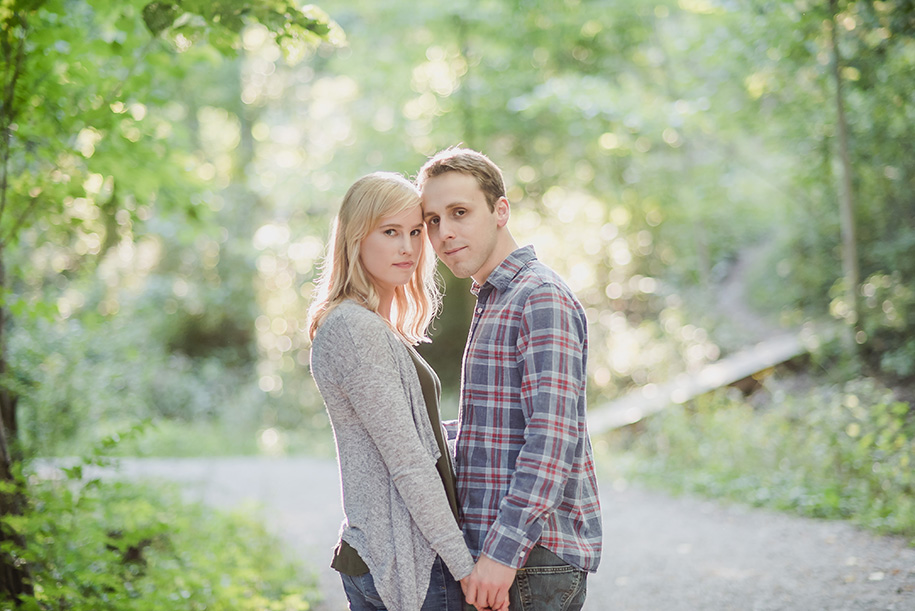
[{"left": 437, "top": 218, "right": 456, "bottom": 240}]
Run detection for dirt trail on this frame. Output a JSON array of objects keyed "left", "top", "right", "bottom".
[
  {"left": 105, "top": 457, "right": 915, "bottom": 611},
  {"left": 715, "top": 243, "right": 779, "bottom": 342}
]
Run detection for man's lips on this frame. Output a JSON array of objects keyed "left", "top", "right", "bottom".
[{"left": 443, "top": 246, "right": 466, "bottom": 257}]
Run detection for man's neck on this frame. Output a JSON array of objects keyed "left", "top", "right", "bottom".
[{"left": 471, "top": 232, "right": 519, "bottom": 286}]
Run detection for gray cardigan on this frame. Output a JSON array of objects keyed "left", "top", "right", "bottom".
[{"left": 309, "top": 300, "right": 474, "bottom": 611}]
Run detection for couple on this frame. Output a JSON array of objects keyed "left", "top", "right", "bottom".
[{"left": 308, "top": 148, "right": 602, "bottom": 611}]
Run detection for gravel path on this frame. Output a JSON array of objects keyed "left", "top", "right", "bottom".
[{"left": 106, "top": 457, "right": 915, "bottom": 610}]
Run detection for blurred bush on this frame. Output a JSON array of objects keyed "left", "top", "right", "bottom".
[
  {"left": 7, "top": 310, "right": 322, "bottom": 458},
  {"left": 858, "top": 272, "right": 915, "bottom": 380},
  {"left": 612, "top": 375, "right": 915, "bottom": 540},
  {"left": 4, "top": 458, "right": 319, "bottom": 609}
]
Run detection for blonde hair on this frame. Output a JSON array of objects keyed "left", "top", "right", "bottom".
[{"left": 307, "top": 172, "right": 440, "bottom": 344}]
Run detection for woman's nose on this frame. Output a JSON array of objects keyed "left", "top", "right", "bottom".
[{"left": 400, "top": 236, "right": 413, "bottom": 254}]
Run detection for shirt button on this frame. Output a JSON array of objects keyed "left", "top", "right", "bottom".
[{"left": 476, "top": 307, "right": 483, "bottom": 314}]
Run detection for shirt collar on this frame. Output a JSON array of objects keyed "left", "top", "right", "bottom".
[{"left": 470, "top": 245, "right": 537, "bottom": 297}]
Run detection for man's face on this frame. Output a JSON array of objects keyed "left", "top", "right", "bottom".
[{"left": 421, "top": 171, "right": 502, "bottom": 282}]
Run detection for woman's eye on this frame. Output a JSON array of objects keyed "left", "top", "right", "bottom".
[{"left": 384, "top": 229, "right": 397, "bottom": 236}]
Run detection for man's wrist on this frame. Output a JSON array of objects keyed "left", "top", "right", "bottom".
[
  {"left": 477, "top": 553, "right": 517, "bottom": 573},
  {"left": 481, "top": 524, "right": 535, "bottom": 570}
]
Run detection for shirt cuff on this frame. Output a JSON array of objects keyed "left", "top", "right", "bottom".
[
  {"left": 480, "top": 521, "right": 537, "bottom": 570},
  {"left": 442, "top": 419, "right": 458, "bottom": 441}
]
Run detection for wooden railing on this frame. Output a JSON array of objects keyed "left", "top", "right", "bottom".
[{"left": 587, "top": 323, "right": 836, "bottom": 434}]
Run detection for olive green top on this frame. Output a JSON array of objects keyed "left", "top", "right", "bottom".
[{"left": 331, "top": 344, "right": 460, "bottom": 576}]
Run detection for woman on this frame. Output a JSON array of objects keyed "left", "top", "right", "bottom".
[{"left": 307, "top": 172, "right": 473, "bottom": 611}]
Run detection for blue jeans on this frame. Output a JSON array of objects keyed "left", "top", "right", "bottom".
[
  {"left": 340, "top": 554, "right": 464, "bottom": 611},
  {"left": 462, "top": 546, "right": 587, "bottom": 611}
]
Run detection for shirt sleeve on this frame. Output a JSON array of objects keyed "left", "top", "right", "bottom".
[
  {"left": 442, "top": 418, "right": 459, "bottom": 455},
  {"left": 480, "top": 283, "right": 587, "bottom": 568}
]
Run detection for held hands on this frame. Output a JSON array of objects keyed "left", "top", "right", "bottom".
[{"left": 460, "top": 555, "right": 515, "bottom": 611}]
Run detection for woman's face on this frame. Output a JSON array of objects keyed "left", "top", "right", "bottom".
[{"left": 359, "top": 205, "right": 425, "bottom": 298}]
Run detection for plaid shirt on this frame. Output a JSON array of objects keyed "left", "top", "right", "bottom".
[{"left": 450, "top": 246, "right": 602, "bottom": 572}]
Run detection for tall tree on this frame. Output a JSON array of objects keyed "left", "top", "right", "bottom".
[{"left": 829, "top": 0, "right": 860, "bottom": 349}]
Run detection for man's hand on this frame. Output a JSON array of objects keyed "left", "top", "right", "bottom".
[{"left": 460, "top": 555, "right": 515, "bottom": 611}]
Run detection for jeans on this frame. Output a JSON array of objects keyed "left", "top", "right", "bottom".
[
  {"left": 463, "top": 546, "right": 587, "bottom": 611},
  {"left": 340, "top": 554, "right": 464, "bottom": 611}
]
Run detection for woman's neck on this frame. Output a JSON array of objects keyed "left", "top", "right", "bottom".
[{"left": 376, "top": 289, "right": 394, "bottom": 321}]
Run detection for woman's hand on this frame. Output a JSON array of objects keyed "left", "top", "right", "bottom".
[{"left": 460, "top": 555, "right": 514, "bottom": 611}]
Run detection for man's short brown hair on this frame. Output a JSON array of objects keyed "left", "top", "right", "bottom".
[{"left": 416, "top": 147, "right": 506, "bottom": 212}]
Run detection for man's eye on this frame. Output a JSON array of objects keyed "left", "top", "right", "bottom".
[
  {"left": 454, "top": 209, "right": 465, "bottom": 217},
  {"left": 427, "top": 218, "right": 439, "bottom": 226}
]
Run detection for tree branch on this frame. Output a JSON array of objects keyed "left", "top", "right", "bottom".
[{"left": 2, "top": 195, "right": 41, "bottom": 246}]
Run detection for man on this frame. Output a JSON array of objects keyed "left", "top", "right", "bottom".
[{"left": 417, "top": 148, "right": 602, "bottom": 611}]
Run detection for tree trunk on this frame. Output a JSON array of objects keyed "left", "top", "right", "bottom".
[
  {"left": 829, "top": 0, "right": 861, "bottom": 349},
  {"left": 0, "top": 246, "right": 33, "bottom": 602},
  {"left": 0, "top": 12, "right": 35, "bottom": 602}
]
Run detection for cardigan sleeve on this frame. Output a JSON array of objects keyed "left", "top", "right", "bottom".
[{"left": 316, "top": 309, "right": 474, "bottom": 580}]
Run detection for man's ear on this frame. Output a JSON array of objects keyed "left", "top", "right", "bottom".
[{"left": 495, "top": 197, "right": 510, "bottom": 228}]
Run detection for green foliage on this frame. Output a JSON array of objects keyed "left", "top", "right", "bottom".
[
  {"left": 8, "top": 299, "right": 328, "bottom": 457},
  {"left": 141, "top": 0, "right": 342, "bottom": 59},
  {"left": 8, "top": 313, "right": 258, "bottom": 456},
  {"left": 0, "top": 0, "right": 341, "bottom": 261},
  {"left": 616, "top": 376, "right": 915, "bottom": 539},
  {"left": 858, "top": 271, "right": 915, "bottom": 379},
  {"left": 724, "top": 0, "right": 915, "bottom": 372},
  {"left": 1, "top": 0, "right": 340, "bottom": 459},
  {"left": 0, "top": 0, "right": 342, "bottom": 460},
  {"left": 2, "top": 457, "right": 319, "bottom": 609},
  {"left": 4, "top": 0, "right": 914, "bottom": 466}
]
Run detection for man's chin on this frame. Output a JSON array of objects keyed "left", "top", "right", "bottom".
[{"left": 440, "top": 261, "right": 473, "bottom": 279}]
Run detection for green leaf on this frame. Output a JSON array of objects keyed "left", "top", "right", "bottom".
[{"left": 141, "top": 1, "right": 179, "bottom": 36}]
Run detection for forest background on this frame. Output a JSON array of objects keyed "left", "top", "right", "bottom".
[{"left": 1, "top": 0, "right": 913, "bottom": 607}]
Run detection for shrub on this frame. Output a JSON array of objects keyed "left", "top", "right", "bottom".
[
  {"left": 857, "top": 272, "right": 915, "bottom": 381},
  {"left": 616, "top": 376, "right": 915, "bottom": 540},
  {"left": 2, "top": 453, "right": 320, "bottom": 610},
  {"left": 7, "top": 300, "right": 331, "bottom": 459}
]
